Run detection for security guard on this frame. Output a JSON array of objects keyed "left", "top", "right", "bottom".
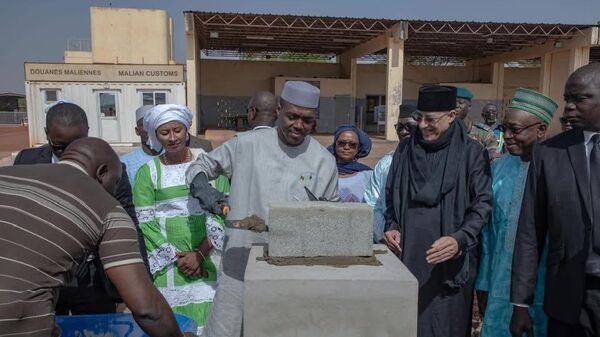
[{"left": 456, "top": 87, "right": 498, "bottom": 159}]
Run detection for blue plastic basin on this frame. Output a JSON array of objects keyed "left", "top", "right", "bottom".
[{"left": 55, "top": 313, "right": 198, "bottom": 337}]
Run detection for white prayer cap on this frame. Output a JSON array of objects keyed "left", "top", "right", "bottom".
[
  {"left": 281, "top": 81, "right": 320, "bottom": 109},
  {"left": 143, "top": 104, "right": 193, "bottom": 152},
  {"left": 135, "top": 105, "right": 154, "bottom": 123}
]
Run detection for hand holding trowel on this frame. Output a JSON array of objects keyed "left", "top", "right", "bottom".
[{"left": 304, "top": 186, "right": 332, "bottom": 201}]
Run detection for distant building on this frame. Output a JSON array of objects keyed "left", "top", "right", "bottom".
[
  {"left": 0, "top": 93, "right": 27, "bottom": 125},
  {"left": 24, "top": 7, "right": 185, "bottom": 146},
  {"left": 0, "top": 93, "right": 26, "bottom": 112}
]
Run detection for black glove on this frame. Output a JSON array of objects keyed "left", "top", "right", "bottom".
[{"left": 190, "top": 173, "right": 227, "bottom": 215}]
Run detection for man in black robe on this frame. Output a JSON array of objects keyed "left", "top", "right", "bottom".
[{"left": 383, "top": 85, "right": 492, "bottom": 337}]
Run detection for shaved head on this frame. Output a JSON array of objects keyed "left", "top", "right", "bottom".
[
  {"left": 564, "top": 62, "right": 600, "bottom": 131},
  {"left": 248, "top": 91, "right": 278, "bottom": 128},
  {"left": 60, "top": 137, "right": 122, "bottom": 194},
  {"left": 46, "top": 102, "right": 88, "bottom": 128},
  {"left": 570, "top": 62, "right": 600, "bottom": 86}
]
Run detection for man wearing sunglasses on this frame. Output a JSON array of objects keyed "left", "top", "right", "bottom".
[
  {"left": 475, "top": 88, "right": 557, "bottom": 337},
  {"left": 13, "top": 101, "right": 142, "bottom": 315},
  {"left": 14, "top": 102, "right": 89, "bottom": 164},
  {"left": 364, "top": 104, "right": 417, "bottom": 243},
  {"left": 383, "top": 85, "right": 492, "bottom": 337}
]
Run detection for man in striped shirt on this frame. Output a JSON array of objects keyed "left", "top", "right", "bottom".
[{"left": 0, "top": 137, "right": 192, "bottom": 337}]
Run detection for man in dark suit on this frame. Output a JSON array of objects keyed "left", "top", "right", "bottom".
[
  {"left": 510, "top": 63, "right": 600, "bottom": 337},
  {"left": 13, "top": 101, "right": 146, "bottom": 314}
]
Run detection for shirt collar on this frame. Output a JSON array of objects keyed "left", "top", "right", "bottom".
[
  {"left": 584, "top": 130, "right": 600, "bottom": 145},
  {"left": 253, "top": 126, "right": 273, "bottom": 130},
  {"left": 58, "top": 160, "right": 88, "bottom": 175}
]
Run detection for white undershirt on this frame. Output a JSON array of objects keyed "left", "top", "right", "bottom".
[
  {"left": 252, "top": 126, "right": 273, "bottom": 130},
  {"left": 583, "top": 131, "right": 600, "bottom": 276}
]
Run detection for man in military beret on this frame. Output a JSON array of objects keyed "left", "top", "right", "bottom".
[
  {"left": 457, "top": 87, "right": 499, "bottom": 159},
  {"left": 482, "top": 103, "right": 505, "bottom": 153}
]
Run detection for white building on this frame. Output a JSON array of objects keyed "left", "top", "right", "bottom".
[{"left": 24, "top": 7, "right": 185, "bottom": 146}]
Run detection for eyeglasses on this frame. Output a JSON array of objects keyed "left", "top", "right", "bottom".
[
  {"left": 48, "top": 138, "right": 68, "bottom": 156},
  {"left": 498, "top": 122, "right": 541, "bottom": 135},
  {"left": 336, "top": 140, "right": 358, "bottom": 149},
  {"left": 411, "top": 111, "right": 449, "bottom": 125},
  {"left": 395, "top": 122, "right": 418, "bottom": 133}
]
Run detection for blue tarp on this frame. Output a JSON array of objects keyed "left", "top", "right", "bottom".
[{"left": 55, "top": 313, "right": 198, "bottom": 337}]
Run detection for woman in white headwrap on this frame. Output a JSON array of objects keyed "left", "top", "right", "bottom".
[{"left": 132, "top": 104, "right": 228, "bottom": 332}]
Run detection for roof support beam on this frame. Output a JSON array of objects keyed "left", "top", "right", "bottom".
[
  {"left": 339, "top": 22, "right": 408, "bottom": 59},
  {"left": 185, "top": 12, "right": 200, "bottom": 135},
  {"left": 385, "top": 35, "right": 405, "bottom": 141},
  {"left": 470, "top": 27, "right": 599, "bottom": 64}
]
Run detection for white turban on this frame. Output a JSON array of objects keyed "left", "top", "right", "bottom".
[{"left": 143, "top": 104, "right": 193, "bottom": 152}]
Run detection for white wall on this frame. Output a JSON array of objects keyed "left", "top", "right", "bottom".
[{"left": 26, "top": 81, "right": 186, "bottom": 145}]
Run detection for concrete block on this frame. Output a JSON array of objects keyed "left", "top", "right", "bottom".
[
  {"left": 268, "top": 201, "right": 373, "bottom": 257},
  {"left": 244, "top": 245, "right": 418, "bottom": 337}
]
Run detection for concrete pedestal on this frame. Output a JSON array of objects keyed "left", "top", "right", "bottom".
[{"left": 244, "top": 245, "right": 418, "bottom": 337}]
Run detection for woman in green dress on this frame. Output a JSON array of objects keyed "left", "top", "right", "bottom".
[{"left": 133, "top": 104, "right": 226, "bottom": 333}]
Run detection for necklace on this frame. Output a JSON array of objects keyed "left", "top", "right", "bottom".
[{"left": 162, "top": 148, "right": 191, "bottom": 165}]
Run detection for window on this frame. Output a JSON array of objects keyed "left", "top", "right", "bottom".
[
  {"left": 365, "top": 95, "right": 386, "bottom": 125},
  {"left": 43, "top": 90, "right": 59, "bottom": 104},
  {"left": 141, "top": 91, "right": 167, "bottom": 106},
  {"left": 99, "top": 92, "right": 117, "bottom": 118}
]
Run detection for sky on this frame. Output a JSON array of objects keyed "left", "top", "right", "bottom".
[{"left": 1, "top": 0, "right": 599, "bottom": 94}]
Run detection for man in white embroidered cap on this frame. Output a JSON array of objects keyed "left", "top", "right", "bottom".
[{"left": 185, "top": 80, "right": 339, "bottom": 337}]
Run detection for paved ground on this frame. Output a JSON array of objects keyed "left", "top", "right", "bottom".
[{"left": 0, "top": 126, "right": 398, "bottom": 168}]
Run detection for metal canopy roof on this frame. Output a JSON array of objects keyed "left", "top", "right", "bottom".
[{"left": 187, "top": 11, "right": 593, "bottom": 60}]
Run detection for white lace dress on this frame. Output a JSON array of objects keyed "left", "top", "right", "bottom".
[{"left": 133, "top": 156, "right": 226, "bottom": 331}]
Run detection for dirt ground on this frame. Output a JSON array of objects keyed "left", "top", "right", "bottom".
[{"left": 0, "top": 125, "right": 29, "bottom": 166}]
